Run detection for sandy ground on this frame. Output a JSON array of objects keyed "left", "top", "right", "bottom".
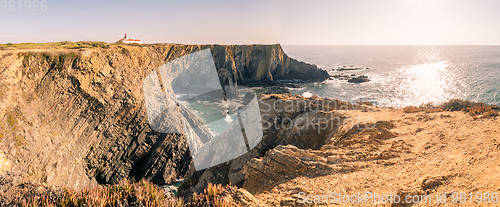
[{"left": 253, "top": 108, "right": 500, "bottom": 206}]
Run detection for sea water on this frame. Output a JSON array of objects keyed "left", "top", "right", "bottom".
[
  {"left": 180, "top": 46, "right": 500, "bottom": 135},
  {"left": 282, "top": 45, "right": 500, "bottom": 108}
]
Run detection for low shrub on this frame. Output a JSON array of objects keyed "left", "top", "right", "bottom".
[
  {"left": 6, "top": 112, "right": 17, "bottom": 126},
  {"left": 56, "top": 53, "right": 78, "bottom": 69},
  {"left": 468, "top": 105, "right": 498, "bottom": 119},
  {"left": 42, "top": 53, "right": 53, "bottom": 63},
  {"left": 188, "top": 183, "right": 235, "bottom": 207},
  {"left": 439, "top": 99, "right": 485, "bottom": 111}
]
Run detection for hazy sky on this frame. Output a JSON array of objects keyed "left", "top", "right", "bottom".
[{"left": 1, "top": 0, "right": 499, "bottom": 45}]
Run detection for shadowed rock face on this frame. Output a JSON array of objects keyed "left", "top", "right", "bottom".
[
  {"left": 0, "top": 44, "right": 329, "bottom": 189},
  {"left": 181, "top": 95, "right": 363, "bottom": 196},
  {"left": 209, "top": 44, "right": 329, "bottom": 87}
]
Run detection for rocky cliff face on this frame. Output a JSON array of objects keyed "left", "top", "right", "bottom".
[
  {"left": 181, "top": 93, "right": 366, "bottom": 196},
  {"left": 0, "top": 44, "right": 329, "bottom": 189}
]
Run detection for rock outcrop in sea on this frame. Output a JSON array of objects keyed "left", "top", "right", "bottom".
[{"left": 330, "top": 74, "right": 371, "bottom": 83}]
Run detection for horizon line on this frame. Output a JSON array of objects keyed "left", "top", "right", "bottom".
[
  {"left": 2, "top": 41, "right": 500, "bottom": 46},
  {"left": 281, "top": 44, "right": 500, "bottom": 46}
]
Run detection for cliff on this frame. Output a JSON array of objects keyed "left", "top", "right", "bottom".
[{"left": 0, "top": 43, "right": 329, "bottom": 189}]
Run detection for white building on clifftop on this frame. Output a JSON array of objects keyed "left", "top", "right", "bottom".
[{"left": 118, "top": 34, "right": 143, "bottom": 44}]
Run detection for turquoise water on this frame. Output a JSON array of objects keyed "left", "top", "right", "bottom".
[{"left": 282, "top": 45, "right": 500, "bottom": 108}]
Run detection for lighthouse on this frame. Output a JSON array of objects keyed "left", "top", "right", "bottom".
[{"left": 118, "top": 33, "right": 143, "bottom": 44}]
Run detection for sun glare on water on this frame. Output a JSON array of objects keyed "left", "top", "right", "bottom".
[{"left": 389, "top": 50, "right": 461, "bottom": 108}]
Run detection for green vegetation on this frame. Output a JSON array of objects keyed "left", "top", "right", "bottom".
[
  {"left": 21, "top": 52, "right": 34, "bottom": 67},
  {"left": 6, "top": 112, "right": 17, "bottom": 126},
  {"left": 403, "top": 99, "right": 499, "bottom": 118},
  {"left": 439, "top": 99, "right": 498, "bottom": 118},
  {"left": 42, "top": 52, "right": 53, "bottom": 62},
  {"left": 439, "top": 99, "right": 485, "bottom": 111},
  {"left": 468, "top": 105, "right": 498, "bottom": 119},
  {"left": 5, "top": 108, "right": 25, "bottom": 131},
  {"left": 121, "top": 47, "right": 131, "bottom": 56},
  {"left": 56, "top": 53, "right": 78, "bottom": 69},
  {"left": 177, "top": 177, "right": 195, "bottom": 196},
  {"left": 0, "top": 41, "right": 112, "bottom": 50},
  {"left": 42, "top": 175, "right": 48, "bottom": 184},
  {"left": 36, "top": 52, "right": 78, "bottom": 70},
  {"left": 17, "top": 179, "right": 183, "bottom": 207}
]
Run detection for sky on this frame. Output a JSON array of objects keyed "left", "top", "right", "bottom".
[{"left": 1, "top": 0, "right": 500, "bottom": 45}]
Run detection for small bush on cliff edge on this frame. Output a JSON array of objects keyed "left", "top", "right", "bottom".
[
  {"left": 468, "top": 105, "right": 498, "bottom": 119},
  {"left": 187, "top": 183, "right": 235, "bottom": 207},
  {"left": 403, "top": 99, "right": 498, "bottom": 114},
  {"left": 56, "top": 53, "right": 77, "bottom": 70},
  {"left": 404, "top": 99, "right": 499, "bottom": 119},
  {"left": 39, "top": 52, "right": 78, "bottom": 71},
  {"left": 439, "top": 99, "right": 485, "bottom": 111}
]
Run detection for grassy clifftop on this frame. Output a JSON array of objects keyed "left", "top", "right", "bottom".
[{"left": 0, "top": 41, "right": 114, "bottom": 50}]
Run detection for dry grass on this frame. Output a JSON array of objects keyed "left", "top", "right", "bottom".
[
  {"left": 404, "top": 99, "right": 498, "bottom": 115},
  {"left": 0, "top": 41, "right": 111, "bottom": 50},
  {"left": 403, "top": 106, "right": 443, "bottom": 113},
  {"left": 403, "top": 106, "right": 423, "bottom": 113},
  {"left": 188, "top": 183, "right": 235, "bottom": 207},
  {"left": 468, "top": 105, "right": 499, "bottom": 120},
  {"left": 439, "top": 99, "right": 485, "bottom": 111},
  {"left": 14, "top": 180, "right": 241, "bottom": 207},
  {"left": 16, "top": 179, "right": 183, "bottom": 207},
  {"left": 6, "top": 112, "right": 17, "bottom": 126}
]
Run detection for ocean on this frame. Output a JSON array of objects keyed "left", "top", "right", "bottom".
[
  {"left": 181, "top": 45, "right": 500, "bottom": 135},
  {"left": 282, "top": 45, "right": 500, "bottom": 108}
]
